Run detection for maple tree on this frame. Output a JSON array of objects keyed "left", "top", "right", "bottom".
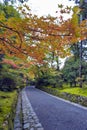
[{"left": 0, "top": 3, "right": 87, "bottom": 67}]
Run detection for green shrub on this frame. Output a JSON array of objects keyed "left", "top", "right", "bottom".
[
  {"left": 35, "top": 71, "right": 63, "bottom": 88},
  {"left": 0, "top": 91, "right": 17, "bottom": 129}
]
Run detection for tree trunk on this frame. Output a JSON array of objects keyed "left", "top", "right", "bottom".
[{"left": 79, "top": 40, "right": 83, "bottom": 88}]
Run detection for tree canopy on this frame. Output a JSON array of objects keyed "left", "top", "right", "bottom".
[{"left": 0, "top": 3, "right": 86, "bottom": 65}]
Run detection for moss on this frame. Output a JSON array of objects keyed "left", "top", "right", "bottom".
[
  {"left": 0, "top": 90, "right": 17, "bottom": 129},
  {"left": 60, "top": 87, "right": 87, "bottom": 97},
  {"left": 40, "top": 85, "right": 87, "bottom": 107}
]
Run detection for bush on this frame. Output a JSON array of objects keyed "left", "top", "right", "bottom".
[
  {"left": 1, "top": 77, "right": 16, "bottom": 91},
  {"left": 35, "top": 71, "right": 63, "bottom": 88},
  {"left": 0, "top": 69, "right": 26, "bottom": 91},
  {"left": 0, "top": 91, "right": 17, "bottom": 130},
  {"left": 0, "top": 73, "right": 15, "bottom": 91}
]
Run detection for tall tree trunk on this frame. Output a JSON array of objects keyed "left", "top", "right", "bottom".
[
  {"left": 51, "top": 52, "right": 55, "bottom": 68},
  {"left": 56, "top": 55, "right": 59, "bottom": 71},
  {"left": 79, "top": 40, "right": 83, "bottom": 88}
]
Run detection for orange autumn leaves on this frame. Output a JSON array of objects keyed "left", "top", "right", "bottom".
[{"left": 0, "top": 4, "right": 87, "bottom": 65}]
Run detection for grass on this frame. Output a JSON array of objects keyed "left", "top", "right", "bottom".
[
  {"left": 0, "top": 90, "right": 17, "bottom": 130},
  {"left": 60, "top": 87, "right": 87, "bottom": 97},
  {"left": 46, "top": 84, "right": 87, "bottom": 97}
]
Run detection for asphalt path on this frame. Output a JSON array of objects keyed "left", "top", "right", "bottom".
[{"left": 25, "top": 86, "right": 87, "bottom": 130}]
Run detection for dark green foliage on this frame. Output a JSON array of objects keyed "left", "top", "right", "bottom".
[
  {"left": 62, "top": 57, "right": 87, "bottom": 87},
  {"left": 1, "top": 76, "right": 16, "bottom": 91},
  {"left": 70, "top": 43, "right": 79, "bottom": 60},
  {"left": 35, "top": 65, "right": 64, "bottom": 88},
  {"left": 0, "top": 62, "right": 26, "bottom": 91},
  {"left": 62, "top": 40, "right": 87, "bottom": 88},
  {"left": 62, "top": 58, "right": 78, "bottom": 87},
  {"left": 0, "top": 3, "right": 20, "bottom": 19}
]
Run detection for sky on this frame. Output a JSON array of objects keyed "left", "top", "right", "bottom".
[{"left": 28, "top": 0, "right": 75, "bottom": 17}]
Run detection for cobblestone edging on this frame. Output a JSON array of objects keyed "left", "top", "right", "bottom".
[
  {"left": 22, "top": 90, "right": 44, "bottom": 130},
  {"left": 14, "top": 93, "right": 22, "bottom": 130}
]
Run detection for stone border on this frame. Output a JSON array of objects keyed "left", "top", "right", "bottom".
[
  {"left": 40, "top": 87, "right": 87, "bottom": 107},
  {"left": 22, "top": 90, "right": 44, "bottom": 130},
  {"left": 14, "top": 93, "right": 22, "bottom": 130}
]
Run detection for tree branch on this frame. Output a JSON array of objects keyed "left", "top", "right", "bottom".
[{"left": 0, "top": 21, "right": 23, "bottom": 48}]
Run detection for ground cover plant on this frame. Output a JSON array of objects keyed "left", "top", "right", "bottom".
[
  {"left": 60, "top": 85, "right": 87, "bottom": 97},
  {"left": 0, "top": 90, "right": 17, "bottom": 130}
]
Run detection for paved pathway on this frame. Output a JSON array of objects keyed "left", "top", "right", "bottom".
[{"left": 26, "top": 86, "right": 87, "bottom": 130}]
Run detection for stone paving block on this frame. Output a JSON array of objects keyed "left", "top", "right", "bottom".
[
  {"left": 35, "top": 123, "right": 42, "bottom": 128},
  {"left": 14, "top": 93, "right": 22, "bottom": 130},
  {"left": 23, "top": 120, "right": 29, "bottom": 124},
  {"left": 24, "top": 123, "right": 30, "bottom": 129}
]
